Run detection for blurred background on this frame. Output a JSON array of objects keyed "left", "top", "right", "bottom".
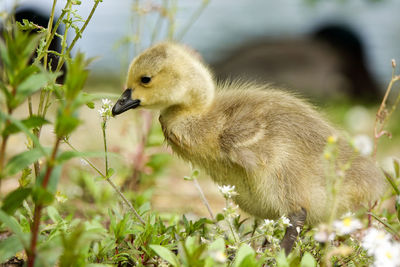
[
  {"left": 1, "top": 0, "right": 400, "bottom": 217},
  {"left": 2, "top": 0, "right": 400, "bottom": 99}
]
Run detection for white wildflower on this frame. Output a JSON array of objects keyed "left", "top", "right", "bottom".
[
  {"left": 352, "top": 134, "right": 373, "bottom": 156},
  {"left": 363, "top": 228, "right": 400, "bottom": 267},
  {"left": 314, "top": 224, "right": 335, "bottom": 243},
  {"left": 260, "top": 219, "right": 275, "bottom": 233},
  {"left": 314, "top": 227, "right": 335, "bottom": 243},
  {"left": 372, "top": 242, "right": 400, "bottom": 267},
  {"left": 200, "top": 237, "right": 210, "bottom": 245},
  {"left": 98, "top": 98, "right": 113, "bottom": 121},
  {"left": 333, "top": 215, "right": 362, "bottom": 235},
  {"left": 210, "top": 250, "right": 227, "bottom": 263},
  {"left": 223, "top": 203, "right": 239, "bottom": 218},
  {"left": 102, "top": 98, "right": 112, "bottom": 106},
  {"left": 362, "top": 228, "right": 392, "bottom": 255},
  {"left": 263, "top": 219, "right": 274, "bottom": 227},
  {"left": 280, "top": 216, "right": 292, "bottom": 227},
  {"left": 218, "top": 185, "right": 238, "bottom": 199}
]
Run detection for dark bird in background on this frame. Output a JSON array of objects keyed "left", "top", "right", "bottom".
[
  {"left": 212, "top": 24, "right": 381, "bottom": 103},
  {"left": 1, "top": 7, "right": 66, "bottom": 83}
]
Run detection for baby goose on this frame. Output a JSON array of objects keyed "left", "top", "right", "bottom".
[{"left": 112, "top": 42, "right": 385, "bottom": 254}]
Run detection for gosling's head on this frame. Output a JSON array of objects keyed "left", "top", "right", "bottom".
[{"left": 112, "top": 42, "right": 215, "bottom": 116}]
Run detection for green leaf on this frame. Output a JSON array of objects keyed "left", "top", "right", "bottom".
[
  {"left": 395, "top": 198, "right": 400, "bottom": 223},
  {"left": 300, "top": 252, "right": 317, "bottom": 267},
  {"left": 208, "top": 238, "right": 225, "bottom": 252},
  {"left": 47, "top": 206, "right": 62, "bottom": 223},
  {"left": 4, "top": 148, "right": 46, "bottom": 176},
  {"left": 215, "top": 213, "right": 225, "bottom": 221},
  {"left": 150, "top": 245, "right": 180, "bottom": 267},
  {"left": 183, "top": 176, "right": 193, "bottom": 181},
  {"left": 233, "top": 244, "right": 255, "bottom": 267},
  {"left": 32, "top": 186, "right": 55, "bottom": 206},
  {"left": 383, "top": 170, "right": 400, "bottom": 195},
  {"left": 394, "top": 159, "right": 399, "bottom": 178},
  {"left": 65, "top": 52, "right": 90, "bottom": 100},
  {"left": 0, "top": 111, "right": 47, "bottom": 156},
  {"left": 192, "top": 169, "right": 199, "bottom": 179},
  {"left": 86, "top": 101, "right": 95, "bottom": 109},
  {"left": 107, "top": 168, "right": 115, "bottom": 178},
  {"left": 0, "top": 209, "right": 27, "bottom": 248},
  {"left": 276, "top": 251, "right": 289, "bottom": 267},
  {"left": 2, "top": 115, "right": 49, "bottom": 137},
  {"left": 55, "top": 110, "right": 80, "bottom": 138},
  {"left": 36, "top": 165, "right": 62, "bottom": 194},
  {"left": 0, "top": 235, "right": 24, "bottom": 263},
  {"left": 1, "top": 187, "right": 32, "bottom": 215},
  {"left": 13, "top": 64, "right": 40, "bottom": 88},
  {"left": 14, "top": 72, "right": 53, "bottom": 105}
]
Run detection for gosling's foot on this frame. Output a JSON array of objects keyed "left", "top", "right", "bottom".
[{"left": 280, "top": 208, "right": 307, "bottom": 255}]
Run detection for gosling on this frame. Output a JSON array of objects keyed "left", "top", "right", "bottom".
[{"left": 112, "top": 42, "right": 385, "bottom": 254}]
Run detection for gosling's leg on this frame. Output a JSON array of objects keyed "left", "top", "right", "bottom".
[{"left": 280, "top": 208, "right": 307, "bottom": 255}]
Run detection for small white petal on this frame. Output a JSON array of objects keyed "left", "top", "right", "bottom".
[{"left": 353, "top": 134, "right": 373, "bottom": 156}]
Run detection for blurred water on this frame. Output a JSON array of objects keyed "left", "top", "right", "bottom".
[{"left": 2, "top": 0, "right": 400, "bottom": 85}]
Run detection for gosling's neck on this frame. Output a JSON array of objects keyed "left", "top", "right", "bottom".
[{"left": 160, "top": 83, "right": 215, "bottom": 127}]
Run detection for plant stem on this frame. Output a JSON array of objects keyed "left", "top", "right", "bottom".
[
  {"left": 27, "top": 137, "right": 61, "bottom": 267},
  {"left": 102, "top": 121, "right": 109, "bottom": 176},
  {"left": 192, "top": 178, "right": 214, "bottom": 220},
  {"left": 63, "top": 0, "right": 100, "bottom": 64},
  {"left": 225, "top": 200, "right": 238, "bottom": 244},
  {"left": 43, "top": 0, "right": 58, "bottom": 70},
  {"left": 176, "top": 0, "right": 210, "bottom": 41},
  {"left": 34, "top": 1, "right": 69, "bottom": 64},
  {"left": 0, "top": 107, "right": 13, "bottom": 191},
  {"left": 100, "top": 120, "right": 145, "bottom": 224},
  {"left": 63, "top": 139, "right": 146, "bottom": 225},
  {"left": 0, "top": 135, "right": 9, "bottom": 191},
  {"left": 372, "top": 75, "right": 400, "bottom": 159}
]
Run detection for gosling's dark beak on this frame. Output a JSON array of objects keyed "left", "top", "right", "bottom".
[{"left": 112, "top": 89, "right": 141, "bottom": 116}]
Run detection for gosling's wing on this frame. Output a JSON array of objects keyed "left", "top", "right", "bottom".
[
  {"left": 215, "top": 89, "right": 273, "bottom": 169},
  {"left": 215, "top": 86, "right": 333, "bottom": 170}
]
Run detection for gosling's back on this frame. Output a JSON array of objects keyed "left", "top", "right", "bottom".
[{"left": 160, "top": 82, "right": 385, "bottom": 224}]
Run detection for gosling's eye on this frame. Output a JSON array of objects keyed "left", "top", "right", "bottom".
[{"left": 141, "top": 76, "right": 151, "bottom": 84}]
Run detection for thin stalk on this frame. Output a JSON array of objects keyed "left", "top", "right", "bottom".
[
  {"left": 0, "top": 135, "right": 9, "bottom": 192},
  {"left": 373, "top": 75, "right": 400, "bottom": 159},
  {"left": 33, "top": 1, "right": 69, "bottom": 64},
  {"left": 0, "top": 107, "right": 13, "bottom": 190},
  {"left": 28, "top": 97, "right": 33, "bottom": 116},
  {"left": 63, "top": 139, "right": 145, "bottom": 225},
  {"left": 102, "top": 121, "right": 109, "bottom": 176},
  {"left": 150, "top": 6, "right": 164, "bottom": 44},
  {"left": 43, "top": 0, "right": 58, "bottom": 70},
  {"left": 176, "top": 0, "right": 210, "bottom": 41},
  {"left": 55, "top": 0, "right": 72, "bottom": 72},
  {"left": 225, "top": 200, "right": 238, "bottom": 244},
  {"left": 0, "top": 136, "right": 9, "bottom": 172},
  {"left": 166, "top": 0, "right": 177, "bottom": 40},
  {"left": 192, "top": 178, "right": 214, "bottom": 220},
  {"left": 133, "top": 0, "right": 142, "bottom": 56},
  {"left": 27, "top": 137, "right": 61, "bottom": 267},
  {"left": 368, "top": 212, "right": 400, "bottom": 240},
  {"left": 63, "top": 0, "right": 101, "bottom": 63}
]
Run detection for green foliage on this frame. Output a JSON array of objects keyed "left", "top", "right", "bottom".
[
  {"left": 1, "top": 187, "right": 32, "bottom": 215},
  {"left": 1, "top": 0, "right": 400, "bottom": 266}
]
